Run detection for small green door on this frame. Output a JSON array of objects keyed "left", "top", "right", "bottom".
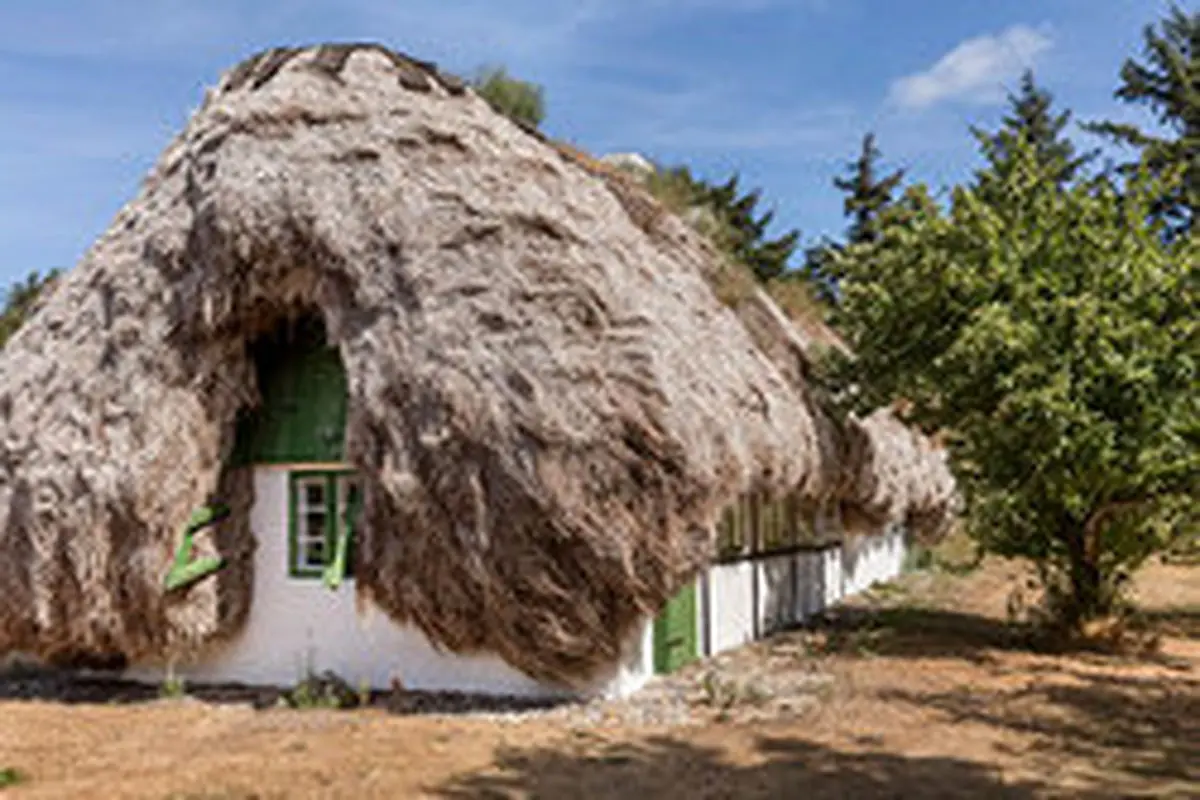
[
  {"left": 653, "top": 581, "right": 698, "bottom": 674},
  {"left": 233, "top": 343, "right": 348, "bottom": 466}
]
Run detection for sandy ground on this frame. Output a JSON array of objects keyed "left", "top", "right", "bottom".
[{"left": 1, "top": 559, "right": 1196, "bottom": 799}]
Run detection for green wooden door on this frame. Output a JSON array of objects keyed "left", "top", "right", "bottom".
[
  {"left": 234, "top": 344, "right": 348, "bottom": 465},
  {"left": 653, "top": 581, "right": 698, "bottom": 674}
]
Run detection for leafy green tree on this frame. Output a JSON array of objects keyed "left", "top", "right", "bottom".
[
  {"left": 0, "top": 269, "right": 59, "bottom": 348},
  {"left": 825, "top": 139, "right": 1198, "bottom": 629},
  {"left": 972, "top": 70, "right": 1092, "bottom": 197},
  {"left": 1086, "top": 3, "right": 1199, "bottom": 236},
  {"left": 833, "top": 132, "right": 906, "bottom": 245},
  {"left": 469, "top": 66, "right": 546, "bottom": 130}
]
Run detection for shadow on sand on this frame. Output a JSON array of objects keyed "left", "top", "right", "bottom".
[
  {"left": 876, "top": 666, "right": 1199, "bottom": 790},
  {"left": 433, "top": 732, "right": 1041, "bottom": 799}
]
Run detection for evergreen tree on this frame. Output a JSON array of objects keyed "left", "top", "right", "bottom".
[
  {"left": 832, "top": 133, "right": 906, "bottom": 245},
  {"left": 1086, "top": 4, "right": 1199, "bottom": 236},
  {"left": 701, "top": 174, "right": 801, "bottom": 283},
  {"left": 641, "top": 165, "right": 803, "bottom": 284},
  {"left": 803, "top": 133, "right": 904, "bottom": 306},
  {"left": 972, "top": 70, "right": 1092, "bottom": 195}
]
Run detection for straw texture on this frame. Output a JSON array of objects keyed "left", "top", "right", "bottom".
[{"left": 0, "top": 44, "right": 955, "bottom": 686}]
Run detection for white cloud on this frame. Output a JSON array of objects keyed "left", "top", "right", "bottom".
[{"left": 888, "top": 24, "right": 1053, "bottom": 110}]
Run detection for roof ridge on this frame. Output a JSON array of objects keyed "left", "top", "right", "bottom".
[{"left": 221, "top": 43, "right": 467, "bottom": 96}]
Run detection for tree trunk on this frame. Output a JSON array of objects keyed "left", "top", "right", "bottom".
[{"left": 1062, "top": 522, "right": 1108, "bottom": 629}]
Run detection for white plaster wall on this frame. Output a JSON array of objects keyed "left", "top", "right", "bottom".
[
  {"left": 121, "top": 469, "right": 904, "bottom": 696},
  {"left": 792, "top": 551, "right": 827, "bottom": 621},
  {"left": 696, "top": 573, "right": 710, "bottom": 657},
  {"left": 707, "top": 561, "right": 755, "bottom": 654},
  {"left": 755, "top": 554, "right": 796, "bottom": 635},
  {"left": 585, "top": 618, "right": 655, "bottom": 699},
  {"left": 707, "top": 528, "right": 909, "bottom": 658},
  {"left": 842, "top": 525, "right": 906, "bottom": 597},
  {"left": 127, "top": 468, "right": 652, "bottom": 698},
  {"left": 823, "top": 545, "right": 846, "bottom": 606}
]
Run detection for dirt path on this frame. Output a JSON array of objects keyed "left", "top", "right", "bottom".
[{"left": 2, "top": 560, "right": 1197, "bottom": 799}]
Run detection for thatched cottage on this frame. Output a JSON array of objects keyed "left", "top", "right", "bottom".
[{"left": 0, "top": 44, "right": 957, "bottom": 698}]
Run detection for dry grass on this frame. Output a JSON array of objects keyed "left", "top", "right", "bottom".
[{"left": 763, "top": 276, "right": 829, "bottom": 336}]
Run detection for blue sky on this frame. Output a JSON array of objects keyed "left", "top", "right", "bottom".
[{"left": 0, "top": 0, "right": 1175, "bottom": 287}]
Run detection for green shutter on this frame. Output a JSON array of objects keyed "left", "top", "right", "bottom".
[
  {"left": 653, "top": 582, "right": 698, "bottom": 674},
  {"left": 235, "top": 345, "right": 348, "bottom": 465},
  {"left": 163, "top": 505, "right": 229, "bottom": 593},
  {"left": 323, "top": 475, "right": 361, "bottom": 590}
]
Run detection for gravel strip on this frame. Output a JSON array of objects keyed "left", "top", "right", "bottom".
[{"left": 0, "top": 631, "right": 835, "bottom": 729}]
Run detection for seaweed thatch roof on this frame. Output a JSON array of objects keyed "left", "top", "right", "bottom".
[{"left": 0, "top": 44, "right": 956, "bottom": 687}]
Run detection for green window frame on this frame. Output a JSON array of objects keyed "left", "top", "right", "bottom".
[{"left": 288, "top": 470, "right": 361, "bottom": 581}]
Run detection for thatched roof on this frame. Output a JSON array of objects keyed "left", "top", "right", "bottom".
[
  {"left": 841, "top": 410, "right": 960, "bottom": 543},
  {"left": 0, "top": 44, "right": 955, "bottom": 687}
]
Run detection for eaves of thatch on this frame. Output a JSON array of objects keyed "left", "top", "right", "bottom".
[
  {"left": 0, "top": 43, "right": 956, "bottom": 686},
  {"left": 551, "top": 144, "right": 957, "bottom": 543}
]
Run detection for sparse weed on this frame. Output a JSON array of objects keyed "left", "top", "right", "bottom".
[
  {"left": 700, "top": 669, "right": 738, "bottom": 710},
  {"left": 699, "top": 670, "right": 772, "bottom": 711},
  {"left": 282, "top": 670, "right": 361, "bottom": 710},
  {"left": 903, "top": 546, "right": 935, "bottom": 573},
  {"left": 160, "top": 662, "right": 187, "bottom": 699},
  {"left": 0, "top": 767, "right": 26, "bottom": 788}
]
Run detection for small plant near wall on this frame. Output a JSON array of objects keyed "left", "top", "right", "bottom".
[
  {"left": 902, "top": 546, "right": 934, "bottom": 573},
  {"left": 159, "top": 658, "right": 187, "bottom": 699},
  {"left": 281, "top": 671, "right": 361, "bottom": 710},
  {"left": 159, "top": 675, "right": 187, "bottom": 700},
  {"left": 157, "top": 657, "right": 189, "bottom": 700}
]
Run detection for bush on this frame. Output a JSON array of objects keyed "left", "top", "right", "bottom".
[{"left": 470, "top": 66, "right": 545, "bottom": 130}]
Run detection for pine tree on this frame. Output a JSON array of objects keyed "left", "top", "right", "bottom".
[
  {"left": 1085, "top": 4, "right": 1199, "bottom": 236},
  {"left": 832, "top": 133, "right": 905, "bottom": 245},
  {"left": 701, "top": 174, "right": 800, "bottom": 283},
  {"left": 972, "top": 70, "right": 1091, "bottom": 195},
  {"left": 804, "top": 134, "right": 904, "bottom": 306},
  {"left": 641, "top": 165, "right": 802, "bottom": 284}
]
